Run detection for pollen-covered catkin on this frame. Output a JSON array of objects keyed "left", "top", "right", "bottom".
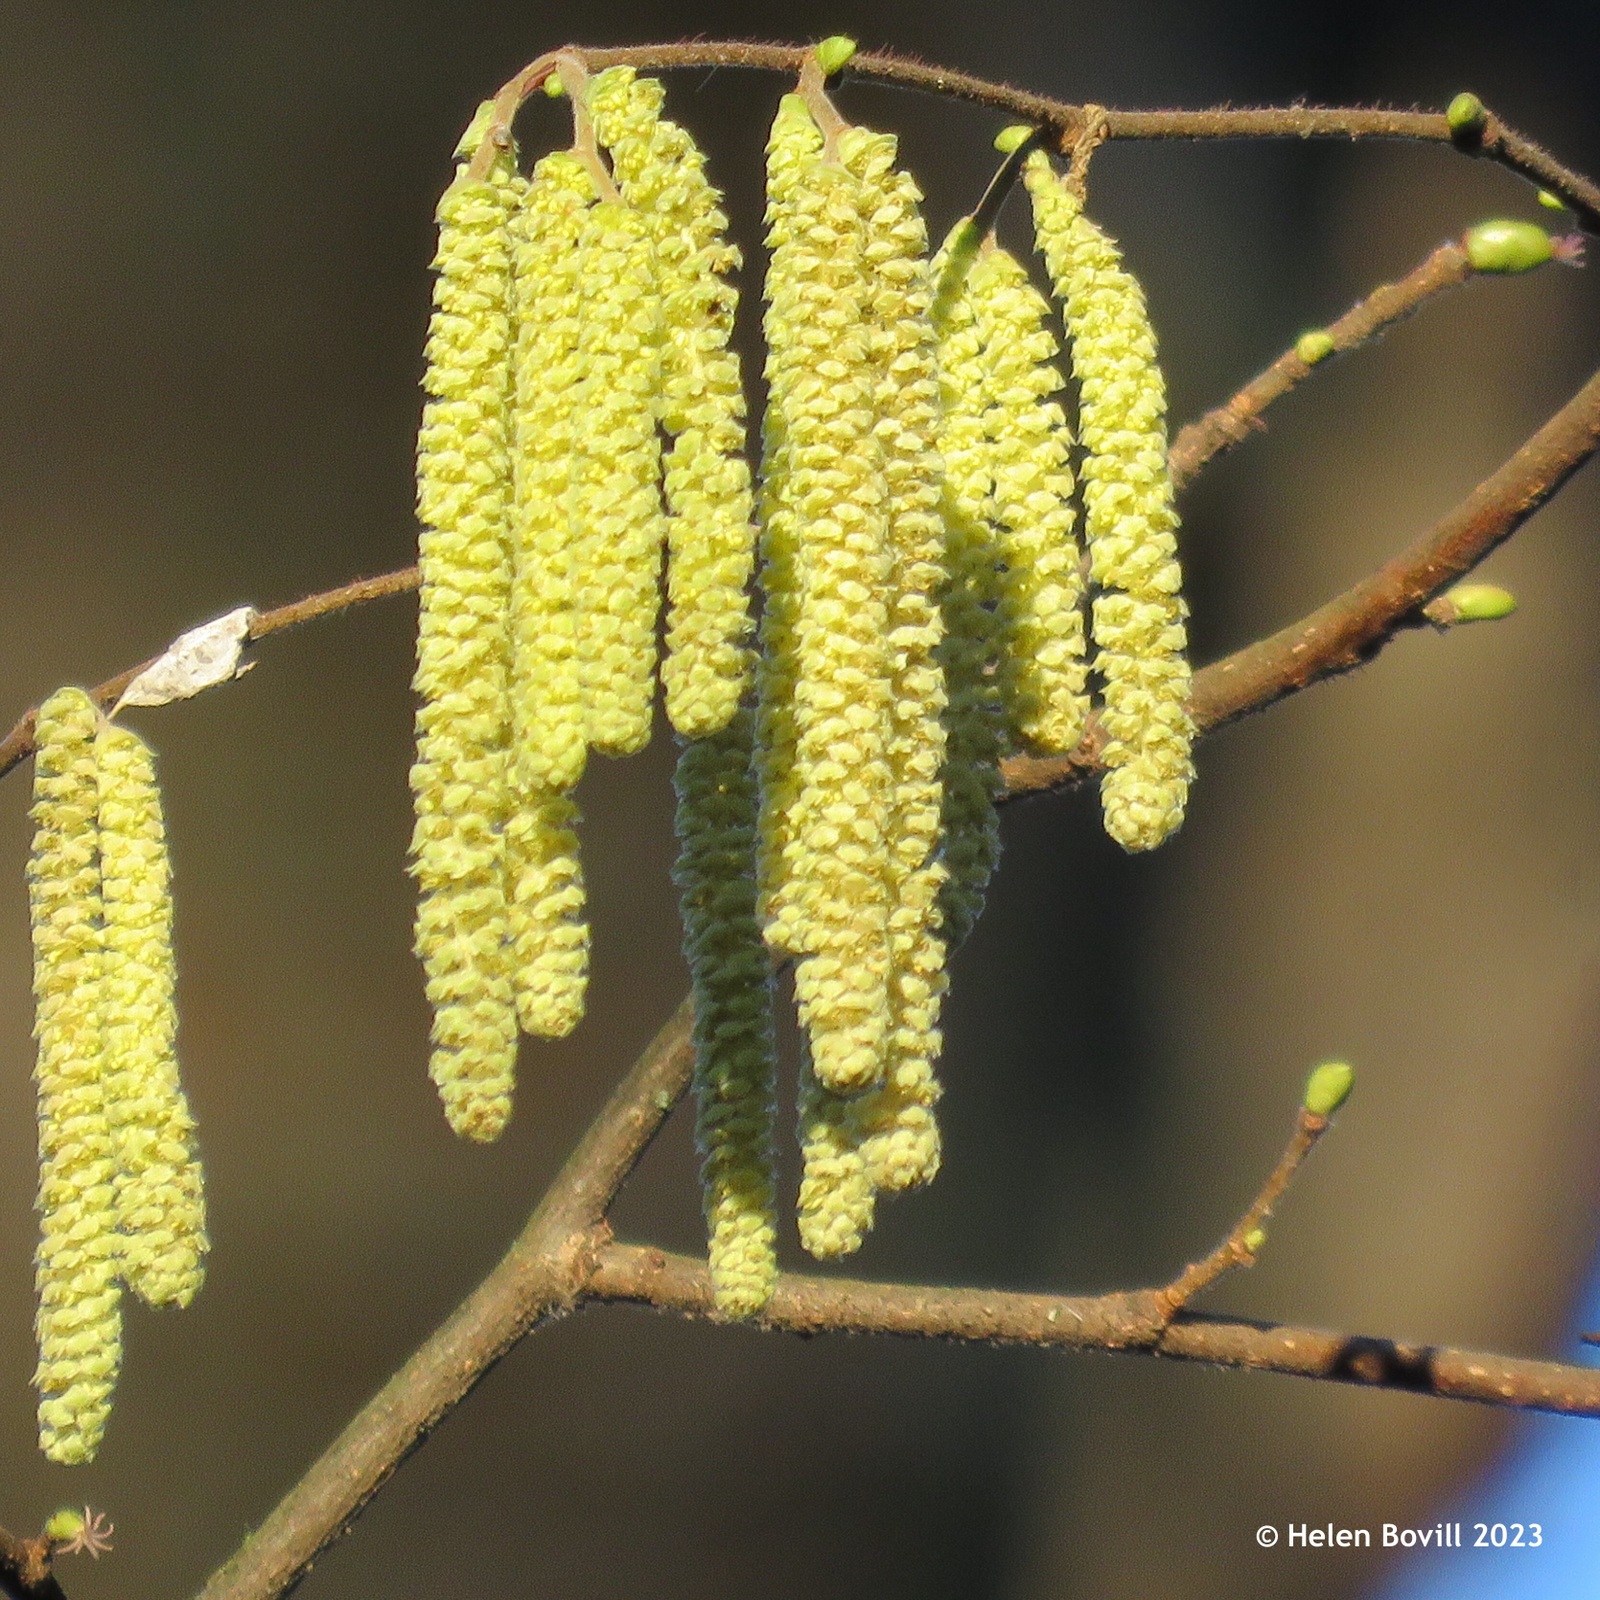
[
  {"left": 505, "top": 791, "right": 588, "bottom": 1038},
  {"left": 571, "top": 198, "right": 667, "bottom": 756},
  {"left": 968, "top": 243, "right": 1089, "bottom": 754},
  {"left": 590, "top": 68, "right": 758, "bottom": 738},
  {"left": 672, "top": 712, "right": 779, "bottom": 1315},
  {"left": 95, "top": 722, "right": 206, "bottom": 1308},
  {"left": 1024, "top": 152, "right": 1194, "bottom": 852},
  {"left": 410, "top": 125, "right": 522, "bottom": 1141},
  {"left": 507, "top": 151, "right": 595, "bottom": 797},
  {"left": 795, "top": 1063, "right": 877, "bottom": 1259},
  {"left": 931, "top": 222, "right": 1006, "bottom": 952},
  {"left": 758, "top": 94, "right": 895, "bottom": 1097},
  {"left": 28, "top": 688, "right": 122, "bottom": 1465},
  {"left": 838, "top": 123, "right": 949, "bottom": 1193}
]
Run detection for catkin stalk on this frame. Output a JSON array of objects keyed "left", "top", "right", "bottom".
[{"left": 29, "top": 688, "right": 122, "bottom": 1465}]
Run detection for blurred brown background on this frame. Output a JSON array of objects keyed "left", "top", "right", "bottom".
[{"left": 2, "top": 3, "right": 1599, "bottom": 1598}]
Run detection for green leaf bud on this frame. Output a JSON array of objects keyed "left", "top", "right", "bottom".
[
  {"left": 543, "top": 73, "right": 566, "bottom": 98},
  {"left": 994, "top": 124, "right": 1034, "bottom": 155},
  {"left": 1295, "top": 329, "right": 1336, "bottom": 365},
  {"left": 1465, "top": 219, "right": 1555, "bottom": 274},
  {"left": 1243, "top": 1227, "right": 1267, "bottom": 1255},
  {"left": 1303, "top": 1060, "right": 1354, "bottom": 1118},
  {"left": 1538, "top": 188, "right": 1567, "bottom": 210},
  {"left": 1446, "top": 92, "right": 1486, "bottom": 143},
  {"left": 1443, "top": 582, "right": 1517, "bottom": 622},
  {"left": 814, "top": 35, "right": 858, "bottom": 76},
  {"left": 44, "top": 1509, "right": 86, "bottom": 1546}
]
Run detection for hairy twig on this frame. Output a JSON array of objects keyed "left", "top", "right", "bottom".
[
  {"left": 0, "top": 1529, "right": 63, "bottom": 1600},
  {"left": 1168, "top": 239, "right": 1475, "bottom": 487}
]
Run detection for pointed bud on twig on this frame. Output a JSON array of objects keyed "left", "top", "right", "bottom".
[
  {"left": 814, "top": 36, "right": 857, "bottom": 76},
  {"left": 1446, "top": 92, "right": 1486, "bottom": 145},
  {"left": 1464, "top": 219, "right": 1566, "bottom": 273},
  {"left": 994, "top": 124, "right": 1033, "bottom": 154},
  {"left": 1303, "top": 1060, "right": 1354, "bottom": 1118},
  {"left": 1538, "top": 189, "right": 1567, "bottom": 211},
  {"left": 1295, "top": 329, "right": 1335, "bottom": 365},
  {"left": 1422, "top": 583, "right": 1517, "bottom": 628}
]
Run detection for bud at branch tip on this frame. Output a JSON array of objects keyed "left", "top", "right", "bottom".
[{"left": 1303, "top": 1060, "right": 1354, "bottom": 1118}]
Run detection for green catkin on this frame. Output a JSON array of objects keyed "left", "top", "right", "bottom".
[
  {"left": 410, "top": 130, "right": 522, "bottom": 1141},
  {"left": 930, "top": 223, "right": 1007, "bottom": 951},
  {"left": 590, "top": 69, "right": 758, "bottom": 738},
  {"left": 570, "top": 198, "right": 667, "bottom": 757},
  {"left": 95, "top": 723, "right": 207, "bottom": 1308},
  {"left": 507, "top": 151, "right": 595, "bottom": 797},
  {"left": 1023, "top": 152, "right": 1194, "bottom": 852},
  {"left": 795, "top": 1060, "right": 877, "bottom": 1259},
  {"left": 671, "top": 712, "right": 779, "bottom": 1315},
  {"left": 968, "top": 243, "right": 1090, "bottom": 754},
  {"left": 838, "top": 125, "right": 949, "bottom": 1194},
  {"left": 505, "top": 791, "right": 589, "bottom": 1038},
  {"left": 758, "top": 95, "right": 896, "bottom": 1097},
  {"left": 29, "top": 689, "right": 121, "bottom": 1465}
]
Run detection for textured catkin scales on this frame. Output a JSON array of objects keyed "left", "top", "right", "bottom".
[
  {"left": 505, "top": 151, "right": 595, "bottom": 1039},
  {"left": 411, "top": 137, "right": 522, "bottom": 1140},
  {"left": 590, "top": 68, "right": 758, "bottom": 738},
  {"left": 968, "top": 244, "right": 1089, "bottom": 754},
  {"left": 96, "top": 723, "right": 207, "bottom": 1309},
  {"left": 28, "top": 688, "right": 122, "bottom": 1465},
  {"left": 837, "top": 126, "right": 947, "bottom": 1195},
  {"left": 672, "top": 713, "right": 779, "bottom": 1314},
  {"left": 1024, "top": 152, "right": 1194, "bottom": 851},
  {"left": 571, "top": 199, "right": 667, "bottom": 756},
  {"left": 758, "top": 95, "right": 896, "bottom": 1100}
]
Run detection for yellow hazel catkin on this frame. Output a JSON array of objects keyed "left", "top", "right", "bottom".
[
  {"left": 590, "top": 68, "right": 758, "bottom": 739},
  {"left": 410, "top": 129, "right": 522, "bottom": 1141},
  {"left": 1023, "top": 152, "right": 1194, "bottom": 852},
  {"left": 29, "top": 688, "right": 122, "bottom": 1465},
  {"left": 95, "top": 721, "right": 207, "bottom": 1309}
]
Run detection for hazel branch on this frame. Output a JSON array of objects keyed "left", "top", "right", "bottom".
[
  {"left": 0, "top": 1527, "right": 65, "bottom": 1600},
  {"left": 583, "top": 1243, "right": 1600, "bottom": 1419},
  {"left": 1169, "top": 238, "right": 1476, "bottom": 487},
  {"left": 463, "top": 44, "right": 1600, "bottom": 229}
]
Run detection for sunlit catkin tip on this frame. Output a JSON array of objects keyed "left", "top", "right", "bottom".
[
  {"left": 994, "top": 124, "right": 1034, "bottom": 154},
  {"left": 1303, "top": 1060, "right": 1354, "bottom": 1118},
  {"left": 1295, "top": 329, "right": 1336, "bottom": 364},
  {"left": 1464, "top": 220, "right": 1555, "bottom": 273},
  {"left": 814, "top": 35, "right": 858, "bottom": 75},
  {"left": 1423, "top": 582, "right": 1517, "bottom": 626},
  {"left": 1446, "top": 91, "right": 1486, "bottom": 142}
]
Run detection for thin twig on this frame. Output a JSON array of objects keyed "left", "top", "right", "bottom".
[
  {"left": 1156, "top": 1107, "right": 1334, "bottom": 1318},
  {"left": 0, "top": 1529, "right": 62, "bottom": 1600},
  {"left": 1169, "top": 239, "right": 1476, "bottom": 488},
  {"left": 584, "top": 1244, "right": 1600, "bottom": 1420}
]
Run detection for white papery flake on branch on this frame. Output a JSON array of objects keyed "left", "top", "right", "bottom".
[{"left": 115, "top": 607, "right": 258, "bottom": 711}]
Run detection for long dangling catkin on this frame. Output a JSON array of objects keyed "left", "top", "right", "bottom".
[
  {"left": 504, "top": 150, "right": 595, "bottom": 1038},
  {"left": 590, "top": 68, "right": 758, "bottom": 739},
  {"left": 672, "top": 711, "right": 779, "bottom": 1315},
  {"left": 570, "top": 197, "right": 667, "bottom": 756},
  {"left": 410, "top": 122, "right": 522, "bottom": 1141},
  {"left": 507, "top": 151, "right": 594, "bottom": 798},
  {"left": 795, "top": 1060, "right": 876, "bottom": 1259},
  {"left": 1023, "top": 152, "right": 1194, "bottom": 852},
  {"left": 28, "top": 688, "right": 122, "bottom": 1465},
  {"left": 838, "top": 124, "right": 948, "bottom": 1195},
  {"left": 95, "top": 722, "right": 207, "bottom": 1309},
  {"left": 968, "top": 243, "right": 1089, "bottom": 755},
  {"left": 932, "top": 223, "right": 1007, "bottom": 953},
  {"left": 758, "top": 94, "right": 895, "bottom": 1098}
]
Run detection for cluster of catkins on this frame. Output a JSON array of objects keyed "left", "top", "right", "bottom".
[
  {"left": 27, "top": 688, "right": 207, "bottom": 1462},
  {"left": 412, "top": 55, "right": 1193, "bottom": 1315}
]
